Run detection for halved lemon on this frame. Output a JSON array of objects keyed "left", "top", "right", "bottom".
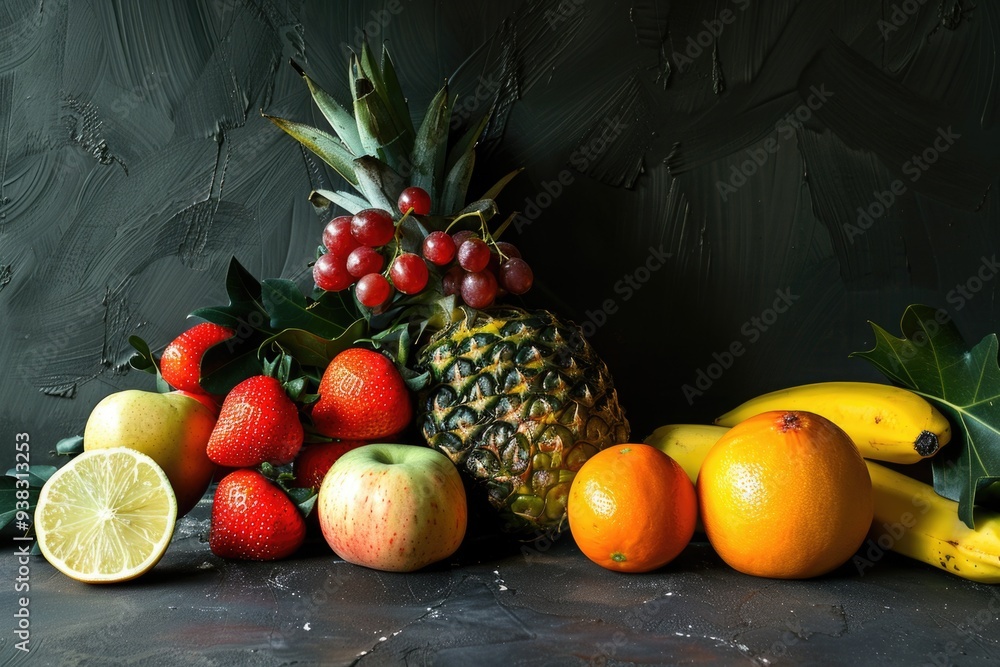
[{"left": 35, "top": 448, "right": 177, "bottom": 583}]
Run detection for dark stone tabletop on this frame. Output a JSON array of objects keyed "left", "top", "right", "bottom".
[{"left": 5, "top": 498, "right": 999, "bottom": 666}]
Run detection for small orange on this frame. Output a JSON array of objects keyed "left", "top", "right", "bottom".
[
  {"left": 568, "top": 444, "right": 697, "bottom": 573},
  {"left": 698, "top": 410, "right": 874, "bottom": 579}
]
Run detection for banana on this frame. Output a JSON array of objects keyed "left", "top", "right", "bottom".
[
  {"left": 647, "top": 423, "right": 1000, "bottom": 583},
  {"left": 864, "top": 461, "right": 1000, "bottom": 584},
  {"left": 644, "top": 424, "right": 728, "bottom": 484},
  {"left": 715, "top": 381, "right": 952, "bottom": 464}
]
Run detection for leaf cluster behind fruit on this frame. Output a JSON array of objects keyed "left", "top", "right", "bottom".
[{"left": 852, "top": 304, "right": 1000, "bottom": 528}]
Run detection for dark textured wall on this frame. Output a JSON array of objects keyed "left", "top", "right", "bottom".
[{"left": 1, "top": 0, "right": 997, "bottom": 463}]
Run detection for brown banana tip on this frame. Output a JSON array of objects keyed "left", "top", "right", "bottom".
[{"left": 914, "top": 430, "right": 940, "bottom": 457}]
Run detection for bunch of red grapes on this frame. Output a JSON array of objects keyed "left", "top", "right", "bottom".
[{"left": 313, "top": 186, "right": 533, "bottom": 309}]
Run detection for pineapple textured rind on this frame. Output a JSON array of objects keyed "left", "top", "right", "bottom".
[{"left": 416, "top": 308, "right": 630, "bottom": 533}]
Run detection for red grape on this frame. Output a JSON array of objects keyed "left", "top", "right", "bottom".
[
  {"left": 486, "top": 251, "right": 502, "bottom": 277},
  {"left": 451, "top": 229, "right": 478, "bottom": 247},
  {"left": 322, "top": 216, "right": 359, "bottom": 257},
  {"left": 355, "top": 273, "right": 393, "bottom": 308},
  {"left": 422, "top": 231, "right": 456, "bottom": 266},
  {"left": 461, "top": 270, "right": 498, "bottom": 309},
  {"left": 500, "top": 257, "right": 533, "bottom": 295},
  {"left": 397, "top": 186, "right": 432, "bottom": 216},
  {"left": 495, "top": 241, "right": 521, "bottom": 260},
  {"left": 351, "top": 208, "right": 395, "bottom": 247},
  {"left": 346, "top": 246, "right": 385, "bottom": 278},
  {"left": 313, "top": 253, "right": 354, "bottom": 292},
  {"left": 458, "top": 238, "right": 491, "bottom": 272},
  {"left": 442, "top": 265, "right": 464, "bottom": 296},
  {"left": 389, "top": 253, "right": 429, "bottom": 294}
]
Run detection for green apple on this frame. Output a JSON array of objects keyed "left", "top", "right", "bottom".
[
  {"left": 318, "top": 444, "right": 467, "bottom": 572},
  {"left": 83, "top": 390, "right": 217, "bottom": 516}
]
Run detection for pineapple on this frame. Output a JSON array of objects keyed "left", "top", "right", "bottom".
[
  {"left": 269, "top": 42, "right": 630, "bottom": 535},
  {"left": 417, "top": 308, "right": 629, "bottom": 533}
]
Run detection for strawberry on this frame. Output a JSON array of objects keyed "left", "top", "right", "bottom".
[
  {"left": 209, "top": 468, "right": 307, "bottom": 561},
  {"left": 207, "top": 375, "right": 304, "bottom": 467},
  {"left": 311, "top": 348, "right": 413, "bottom": 440},
  {"left": 160, "top": 322, "right": 235, "bottom": 395},
  {"left": 292, "top": 441, "right": 367, "bottom": 489}
]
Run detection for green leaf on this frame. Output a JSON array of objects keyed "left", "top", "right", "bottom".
[
  {"left": 358, "top": 40, "right": 388, "bottom": 109},
  {"left": 351, "top": 63, "right": 406, "bottom": 172},
  {"left": 190, "top": 257, "right": 269, "bottom": 330},
  {"left": 0, "top": 491, "right": 38, "bottom": 532},
  {"left": 851, "top": 304, "right": 1000, "bottom": 528},
  {"left": 6, "top": 465, "right": 57, "bottom": 487},
  {"left": 288, "top": 487, "right": 318, "bottom": 518},
  {"left": 445, "top": 112, "right": 490, "bottom": 178},
  {"left": 380, "top": 45, "right": 415, "bottom": 148},
  {"left": 261, "top": 279, "right": 356, "bottom": 341},
  {"left": 0, "top": 470, "right": 47, "bottom": 532},
  {"left": 127, "top": 335, "right": 170, "bottom": 392},
  {"left": 410, "top": 85, "right": 451, "bottom": 209},
  {"left": 199, "top": 335, "right": 265, "bottom": 396},
  {"left": 291, "top": 60, "right": 365, "bottom": 156},
  {"left": 264, "top": 114, "right": 359, "bottom": 186},
  {"left": 259, "top": 319, "right": 366, "bottom": 370},
  {"left": 352, "top": 156, "right": 404, "bottom": 212},
  {"left": 194, "top": 260, "right": 272, "bottom": 395},
  {"left": 396, "top": 214, "right": 430, "bottom": 256},
  {"left": 456, "top": 198, "right": 498, "bottom": 223},
  {"left": 309, "top": 189, "right": 370, "bottom": 214},
  {"left": 478, "top": 167, "right": 524, "bottom": 203},
  {"left": 441, "top": 149, "right": 476, "bottom": 216},
  {"left": 55, "top": 435, "right": 84, "bottom": 456}
]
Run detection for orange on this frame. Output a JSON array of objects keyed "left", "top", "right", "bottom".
[
  {"left": 567, "top": 444, "right": 697, "bottom": 573},
  {"left": 698, "top": 410, "right": 874, "bottom": 579}
]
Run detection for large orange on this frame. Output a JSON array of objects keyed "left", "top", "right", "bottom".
[
  {"left": 568, "top": 444, "right": 697, "bottom": 573},
  {"left": 698, "top": 410, "right": 873, "bottom": 579}
]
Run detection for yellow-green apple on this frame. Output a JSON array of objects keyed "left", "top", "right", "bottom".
[
  {"left": 318, "top": 444, "right": 467, "bottom": 572},
  {"left": 83, "top": 390, "right": 217, "bottom": 516}
]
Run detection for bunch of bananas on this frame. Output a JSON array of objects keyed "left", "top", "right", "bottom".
[{"left": 647, "top": 382, "right": 1000, "bottom": 584}]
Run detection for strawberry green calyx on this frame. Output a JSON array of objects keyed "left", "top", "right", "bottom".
[{"left": 258, "top": 462, "right": 317, "bottom": 519}]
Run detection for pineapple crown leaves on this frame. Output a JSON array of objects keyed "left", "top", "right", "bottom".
[{"left": 266, "top": 40, "right": 520, "bottom": 228}]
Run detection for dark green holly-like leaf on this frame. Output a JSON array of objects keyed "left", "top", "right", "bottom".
[
  {"left": 199, "top": 333, "right": 265, "bottom": 396},
  {"left": 259, "top": 319, "right": 367, "bottom": 370},
  {"left": 851, "top": 304, "right": 1000, "bottom": 528},
  {"left": 127, "top": 335, "right": 170, "bottom": 392},
  {"left": 190, "top": 257, "right": 269, "bottom": 330},
  {"left": 190, "top": 258, "right": 274, "bottom": 394},
  {"left": 261, "top": 279, "right": 356, "bottom": 340}
]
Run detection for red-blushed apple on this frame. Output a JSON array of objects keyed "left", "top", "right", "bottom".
[
  {"left": 83, "top": 390, "right": 217, "bottom": 516},
  {"left": 318, "top": 444, "right": 467, "bottom": 572}
]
